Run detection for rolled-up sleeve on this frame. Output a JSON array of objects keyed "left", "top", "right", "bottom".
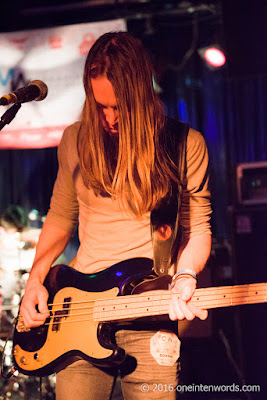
[
  {"left": 44, "top": 125, "right": 79, "bottom": 233},
  {"left": 180, "top": 128, "right": 212, "bottom": 237}
]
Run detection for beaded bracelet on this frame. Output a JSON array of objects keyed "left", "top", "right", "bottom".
[{"left": 172, "top": 269, "right": 197, "bottom": 282}]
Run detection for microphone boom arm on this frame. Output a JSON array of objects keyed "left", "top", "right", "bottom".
[{"left": 0, "top": 103, "right": 22, "bottom": 131}]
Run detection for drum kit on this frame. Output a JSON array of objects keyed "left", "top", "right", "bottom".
[{"left": 0, "top": 247, "right": 55, "bottom": 399}]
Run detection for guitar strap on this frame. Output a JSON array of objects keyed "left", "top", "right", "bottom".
[{"left": 151, "top": 118, "right": 189, "bottom": 276}]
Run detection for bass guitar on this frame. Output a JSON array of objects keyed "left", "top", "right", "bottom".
[{"left": 12, "top": 258, "right": 267, "bottom": 376}]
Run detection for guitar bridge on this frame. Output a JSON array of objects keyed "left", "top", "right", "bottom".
[{"left": 16, "top": 315, "right": 31, "bottom": 333}]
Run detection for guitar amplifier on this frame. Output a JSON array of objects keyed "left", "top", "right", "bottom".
[
  {"left": 236, "top": 161, "right": 267, "bottom": 205},
  {"left": 231, "top": 206, "right": 267, "bottom": 397}
]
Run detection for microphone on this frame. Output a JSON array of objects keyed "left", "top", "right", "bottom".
[{"left": 0, "top": 80, "right": 48, "bottom": 106}]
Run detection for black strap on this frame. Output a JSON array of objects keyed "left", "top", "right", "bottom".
[{"left": 151, "top": 118, "right": 189, "bottom": 276}]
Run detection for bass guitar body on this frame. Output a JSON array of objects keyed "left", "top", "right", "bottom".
[
  {"left": 12, "top": 258, "right": 267, "bottom": 377},
  {"left": 12, "top": 258, "right": 168, "bottom": 376}
]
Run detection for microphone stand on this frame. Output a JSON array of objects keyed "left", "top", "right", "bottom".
[{"left": 0, "top": 103, "right": 21, "bottom": 131}]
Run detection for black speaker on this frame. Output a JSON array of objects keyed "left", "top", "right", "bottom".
[{"left": 232, "top": 206, "right": 267, "bottom": 398}]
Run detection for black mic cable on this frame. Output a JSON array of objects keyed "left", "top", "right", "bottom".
[{"left": 0, "top": 103, "right": 21, "bottom": 131}]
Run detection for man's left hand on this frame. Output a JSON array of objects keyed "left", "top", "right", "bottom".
[{"left": 169, "top": 276, "right": 208, "bottom": 321}]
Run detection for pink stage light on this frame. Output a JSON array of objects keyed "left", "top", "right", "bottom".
[{"left": 204, "top": 47, "right": 226, "bottom": 68}]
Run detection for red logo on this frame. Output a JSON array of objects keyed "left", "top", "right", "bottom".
[
  {"left": 8, "top": 37, "right": 29, "bottom": 50},
  {"left": 49, "top": 35, "right": 63, "bottom": 49},
  {"left": 78, "top": 33, "right": 95, "bottom": 55}
]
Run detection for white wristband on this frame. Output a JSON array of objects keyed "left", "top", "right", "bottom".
[{"left": 172, "top": 269, "right": 197, "bottom": 282}]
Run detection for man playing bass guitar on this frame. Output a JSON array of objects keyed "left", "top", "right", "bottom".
[{"left": 19, "top": 32, "right": 212, "bottom": 400}]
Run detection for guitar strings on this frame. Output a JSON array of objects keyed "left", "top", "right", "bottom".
[
  {"left": 39, "top": 282, "right": 267, "bottom": 309},
  {"left": 18, "top": 302, "right": 267, "bottom": 328},
  {"left": 16, "top": 285, "right": 267, "bottom": 322},
  {"left": 17, "top": 284, "right": 267, "bottom": 327},
  {"left": 19, "top": 289, "right": 267, "bottom": 329},
  {"left": 17, "top": 284, "right": 267, "bottom": 316}
]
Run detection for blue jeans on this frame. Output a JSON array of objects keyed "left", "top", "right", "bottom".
[{"left": 56, "top": 328, "right": 180, "bottom": 399}]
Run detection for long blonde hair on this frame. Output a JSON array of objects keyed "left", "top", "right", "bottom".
[{"left": 78, "top": 32, "right": 179, "bottom": 216}]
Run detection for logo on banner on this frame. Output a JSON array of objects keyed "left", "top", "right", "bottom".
[
  {"left": 49, "top": 35, "right": 63, "bottom": 49},
  {"left": 79, "top": 33, "right": 96, "bottom": 55},
  {"left": 8, "top": 37, "right": 29, "bottom": 50}
]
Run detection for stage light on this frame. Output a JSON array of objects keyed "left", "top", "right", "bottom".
[
  {"left": 198, "top": 45, "right": 226, "bottom": 69},
  {"left": 28, "top": 209, "right": 39, "bottom": 221},
  {"left": 204, "top": 47, "right": 226, "bottom": 67}
]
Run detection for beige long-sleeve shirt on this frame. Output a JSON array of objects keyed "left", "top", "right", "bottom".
[{"left": 44, "top": 122, "right": 212, "bottom": 274}]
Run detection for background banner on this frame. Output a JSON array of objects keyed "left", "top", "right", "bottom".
[{"left": 0, "top": 19, "right": 126, "bottom": 149}]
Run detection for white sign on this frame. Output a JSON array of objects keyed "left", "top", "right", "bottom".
[{"left": 0, "top": 19, "right": 126, "bottom": 149}]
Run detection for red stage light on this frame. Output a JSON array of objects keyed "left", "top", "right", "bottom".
[{"left": 204, "top": 47, "right": 226, "bottom": 68}]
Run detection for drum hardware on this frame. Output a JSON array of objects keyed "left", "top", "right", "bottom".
[
  {"left": 0, "top": 318, "right": 17, "bottom": 378},
  {"left": 0, "top": 318, "right": 56, "bottom": 400},
  {"left": 0, "top": 374, "right": 29, "bottom": 400},
  {"left": 0, "top": 320, "right": 26, "bottom": 400},
  {"left": 1, "top": 298, "right": 20, "bottom": 331},
  {"left": 0, "top": 268, "right": 26, "bottom": 329}
]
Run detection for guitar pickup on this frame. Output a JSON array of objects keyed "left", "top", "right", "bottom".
[
  {"left": 63, "top": 297, "right": 71, "bottom": 316},
  {"left": 52, "top": 296, "right": 71, "bottom": 332}
]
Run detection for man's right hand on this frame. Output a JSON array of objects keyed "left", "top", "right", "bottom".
[{"left": 19, "top": 280, "right": 50, "bottom": 328}]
